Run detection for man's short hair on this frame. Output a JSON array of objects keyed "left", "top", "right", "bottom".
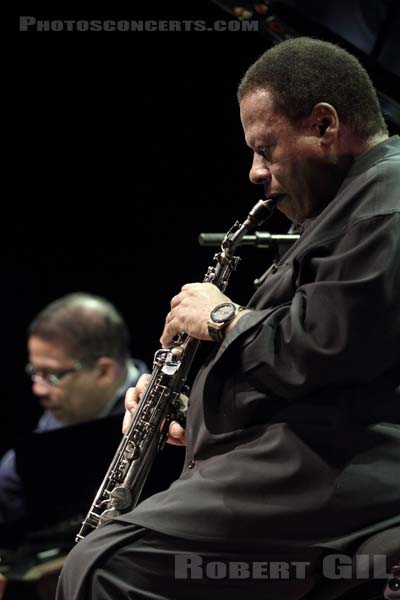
[
  {"left": 237, "top": 37, "right": 388, "bottom": 139},
  {"left": 28, "top": 292, "right": 131, "bottom": 364}
]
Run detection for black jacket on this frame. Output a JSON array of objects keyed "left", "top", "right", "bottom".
[{"left": 126, "top": 136, "right": 400, "bottom": 551}]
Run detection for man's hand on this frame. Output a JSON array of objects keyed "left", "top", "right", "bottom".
[
  {"left": 160, "top": 282, "right": 231, "bottom": 348},
  {"left": 123, "top": 375, "right": 187, "bottom": 446}
]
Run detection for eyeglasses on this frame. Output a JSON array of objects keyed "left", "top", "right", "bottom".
[{"left": 25, "top": 362, "right": 84, "bottom": 387}]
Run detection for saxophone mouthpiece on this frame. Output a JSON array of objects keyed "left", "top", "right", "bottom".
[
  {"left": 264, "top": 194, "right": 286, "bottom": 207},
  {"left": 247, "top": 197, "right": 279, "bottom": 227}
]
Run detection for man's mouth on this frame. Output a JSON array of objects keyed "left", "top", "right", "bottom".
[
  {"left": 40, "top": 399, "right": 60, "bottom": 411},
  {"left": 266, "top": 192, "right": 286, "bottom": 202},
  {"left": 267, "top": 193, "right": 286, "bottom": 205}
]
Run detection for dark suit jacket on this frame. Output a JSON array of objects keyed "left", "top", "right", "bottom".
[{"left": 123, "top": 137, "right": 400, "bottom": 551}]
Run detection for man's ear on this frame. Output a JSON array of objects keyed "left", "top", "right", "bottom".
[
  {"left": 318, "top": 118, "right": 330, "bottom": 136},
  {"left": 311, "top": 102, "right": 339, "bottom": 144},
  {"left": 96, "top": 357, "right": 119, "bottom": 386}
]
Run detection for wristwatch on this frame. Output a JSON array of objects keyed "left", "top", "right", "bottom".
[{"left": 207, "top": 302, "right": 246, "bottom": 343}]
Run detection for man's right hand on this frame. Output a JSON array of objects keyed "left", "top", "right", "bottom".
[{"left": 123, "top": 374, "right": 187, "bottom": 446}]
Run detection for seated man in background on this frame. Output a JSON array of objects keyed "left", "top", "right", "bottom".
[{"left": 0, "top": 292, "right": 149, "bottom": 528}]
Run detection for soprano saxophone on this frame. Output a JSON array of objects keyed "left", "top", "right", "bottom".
[{"left": 76, "top": 198, "right": 277, "bottom": 541}]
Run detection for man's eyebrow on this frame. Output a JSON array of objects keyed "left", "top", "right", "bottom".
[
  {"left": 248, "top": 132, "right": 274, "bottom": 147},
  {"left": 245, "top": 137, "right": 263, "bottom": 150},
  {"left": 252, "top": 139, "right": 274, "bottom": 152}
]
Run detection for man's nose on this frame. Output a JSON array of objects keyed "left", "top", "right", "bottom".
[
  {"left": 32, "top": 376, "right": 51, "bottom": 396},
  {"left": 249, "top": 155, "right": 271, "bottom": 186}
]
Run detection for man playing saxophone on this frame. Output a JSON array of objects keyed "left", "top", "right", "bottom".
[{"left": 57, "top": 38, "right": 400, "bottom": 600}]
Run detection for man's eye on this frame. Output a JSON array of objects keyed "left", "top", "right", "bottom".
[{"left": 256, "top": 145, "right": 273, "bottom": 159}]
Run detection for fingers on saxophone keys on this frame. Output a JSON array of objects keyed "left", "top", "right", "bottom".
[
  {"left": 136, "top": 373, "right": 152, "bottom": 395},
  {"left": 167, "top": 421, "right": 187, "bottom": 447},
  {"left": 125, "top": 387, "right": 138, "bottom": 412},
  {"left": 123, "top": 387, "right": 137, "bottom": 433},
  {"left": 122, "top": 409, "right": 132, "bottom": 434},
  {"left": 160, "top": 319, "right": 174, "bottom": 348}
]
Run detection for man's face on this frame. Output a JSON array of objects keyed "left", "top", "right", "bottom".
[
  {"left": 240, "top": 88, "right": 338, "bottom": 223},
  {"left": 27, "top": 336, "right": 106, "bottom": 424}
]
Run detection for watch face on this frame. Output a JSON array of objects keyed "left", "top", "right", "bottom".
[{"left": 211, "top": 303, "right": 236, "bottom": 323}]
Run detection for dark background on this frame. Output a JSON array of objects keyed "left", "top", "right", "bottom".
[{"left": 3, "top": 0, "right": 399, "bottom": 458}]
